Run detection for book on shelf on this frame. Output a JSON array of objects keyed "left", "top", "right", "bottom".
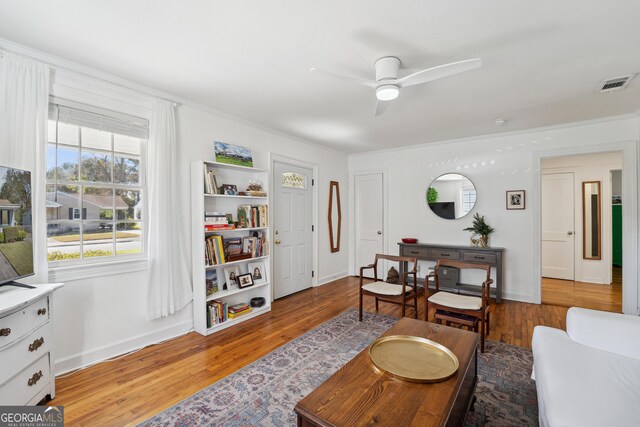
[
  {"left": 205, "top": 224, "right": 236, "bottom": 231},
  {"left": 203, "top": 167, "right": 220, "bottom": 195},
  {"left": 236, "top": 204, "right": 268, "bottom": 229},
  {"left": 228, "top": 308, "right": 252, "bottom": 319},
  {"left": 227, "top": 303, "right": 252, "bottom": 319},
  {"left": 238, "top": 231, "right": 268, "bottom": 258},
  {"left": 223, "top": 237, "right": 243, "bottom": 258},
  {"left": 228, "top": 302, "right": 250, "bottom": 313},
  {"left": 205, "top": 235, "right": 226, "bottom": 265},
  {"left": 205, "top": 212, "right": 228, "bottom": 224},
  {"left": 206, "top": 300, "right": 228, "bottom": 327}
]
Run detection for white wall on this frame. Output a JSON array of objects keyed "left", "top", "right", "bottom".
[
  {"left": 177, "top": 105, "right": 350, "bottom": 287},
  {"left": 349, "top": 117, "right": 639, "bottom": 305},
  {"left": 542, "top": 152, "right": 623, "bottom": 284},
  {"left": 49, "top": 70, "right": 349, "bottom": 373}
]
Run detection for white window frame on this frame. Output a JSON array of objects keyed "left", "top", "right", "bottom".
[
  {"left": 46, "top": 99, "right": 148, "bottom": 278},
  {"left": 461, "top": 187, "right": 476, "bottom": 216}
]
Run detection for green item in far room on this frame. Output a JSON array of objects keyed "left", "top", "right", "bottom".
[{"left": 612, "top": 204, "right": 622, "bottom": 266}]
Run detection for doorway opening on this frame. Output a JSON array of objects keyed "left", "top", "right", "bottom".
[{"left": 540, "top": 152, "right": 622, "bottom": 312}]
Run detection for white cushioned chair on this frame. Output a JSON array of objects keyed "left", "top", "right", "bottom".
[
  {"left": 359, "top": 254, "right": 419, "bottom": 321},
  {"left": 425, "top": 259, "right": 492, "bottom": 352}
]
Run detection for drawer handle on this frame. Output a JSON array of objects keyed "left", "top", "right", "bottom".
[
  {"left": 38, "top": 308, "right": 47, "bottom": 316},
  {"left": 410, "top": 251, "right": 419, "bottom": 254},
  {"left": 0, "top": 328, "right": 10, "bottom": 337},
  {"left": 27, "top": 370, "right": 43, "bottom": 387},
  {"left": 474, "top": 256, "right": 485, "bottom": 260},
  {"left": 440, "top": 253, "right": 450, "bottom": 257},
  {"left": 29, "top": 337, "right": 45, "bottom": 352}
]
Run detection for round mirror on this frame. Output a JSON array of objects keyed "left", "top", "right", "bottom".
[{"left": 426, "top": 173, "right": 476, "bottom": 219}]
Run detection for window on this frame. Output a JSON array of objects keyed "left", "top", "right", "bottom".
[
  {"left": 461, "top": 187, "right": 476, "bottom": 216},
  {"left": 46, "top": 100, "right": 148, "bottom": 263}
]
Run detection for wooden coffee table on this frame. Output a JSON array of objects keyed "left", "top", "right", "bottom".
[{"left": 294, "top": 317, "right": 479, "bottom": 427}]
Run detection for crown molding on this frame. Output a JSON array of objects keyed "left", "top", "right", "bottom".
[
  {"left": 0, "top": 37, "right": 348, "bottom": 156},
  {"left": 348, "top": 113, "right": 639, "bottom": 159}
]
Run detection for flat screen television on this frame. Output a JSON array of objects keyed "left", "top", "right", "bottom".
[
  {"left": 429, "top": 202, "right": 455, "bottom": 219},
  {"left": 0, "top": 165, "right": 35, "bottom": 287}
]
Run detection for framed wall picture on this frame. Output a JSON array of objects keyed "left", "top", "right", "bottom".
[
  {"left": 248, "top": 261, "right": 266, "bottom": 284},
  {"left": 506, "top": 190, "right": 525, "bottom": 210},
  {"left": 237, "top": 273, "right": 254, "bottom": 289},
  {"left": 224, "top": 265, "right": 240, "bottom": 290},
  {"left": 214, "top": 141, "right": 254, "bottom": 167}
]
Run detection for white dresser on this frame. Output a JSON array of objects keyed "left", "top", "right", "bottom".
[{"left": 0, "top": 283, "right": 63, "bottom": 405}]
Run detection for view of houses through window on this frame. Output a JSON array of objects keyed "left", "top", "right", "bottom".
[{"left": 46, "top": 104, "right": 146, "bottom": 262}]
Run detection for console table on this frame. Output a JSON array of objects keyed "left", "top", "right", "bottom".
[{"left": 398, "top": 243, "right": 504, "bottom": 303}]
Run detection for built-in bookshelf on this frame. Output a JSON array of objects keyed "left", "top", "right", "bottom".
[{"left": 191, "top": 160, "right": 271, "bottom": 335}]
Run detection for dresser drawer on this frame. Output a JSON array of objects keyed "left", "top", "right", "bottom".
[
  {"left": 0, "top": 353, "right": 51, "bottom": 405},
  {"left": 0, "top": 323, "right": 52, "bottom": 385},
  {"left": 0, "top": 296, "right": 49, "bottom": 349},
  {"left": 429, "top": 249, "right": 460, "bottom": 260},
  {"left": 401, "top": 246, "right": 430, "bottom": 258},
  {"left": 462, "top": 252, "right": 497, "bottom": 264}
]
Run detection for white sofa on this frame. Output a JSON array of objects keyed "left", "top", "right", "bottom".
[{"left": 532, "top": 307, "right": 640, "bottom": 427}]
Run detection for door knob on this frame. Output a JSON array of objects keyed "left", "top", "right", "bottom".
[
  {"left": 377, "top": 231, "right": 382, "bottom": 235},
  {"left": 567, "top": 231, "right": 573, "bottom": 236},
  {"left": 275, "top": 240, "right": 281, "bottom": 244}
]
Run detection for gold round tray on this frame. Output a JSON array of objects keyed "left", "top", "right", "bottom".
[{"left": 368, "top": 335, "right": 459, "bottom": 383}]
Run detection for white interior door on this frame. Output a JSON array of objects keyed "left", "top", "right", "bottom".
[
  {"left": 272, "top": 161, "right": 313, "bottom": 299},
  {"left": 354, "top": 173, "right": 384, "bottom": 278},
  {"left": 542, "top": 172, "right": 575, "bottom": 280}
]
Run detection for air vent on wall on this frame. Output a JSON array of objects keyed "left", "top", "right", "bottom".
[{"left": 598, "top": 74, "right": 635, "bottom": 93}]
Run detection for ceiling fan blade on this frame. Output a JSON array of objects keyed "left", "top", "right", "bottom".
[
  {"left": 374, "top": 100, "right": 391, "bottom": 116},
  {"left": 397, "top": 58, "right": 482, "bottom": 88},
  {"left": 310, "top": 67, "right": 377, "bottom": 88}
]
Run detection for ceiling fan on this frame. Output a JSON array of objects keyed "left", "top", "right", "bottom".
[{"left": 311, "top": 56, "right": 482, "bottom": 116}]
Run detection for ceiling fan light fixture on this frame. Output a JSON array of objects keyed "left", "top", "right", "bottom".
[{"left": 376, "top": 84, "right": 399, "bottom": 101}]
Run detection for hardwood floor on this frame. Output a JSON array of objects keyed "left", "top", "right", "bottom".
[
  {"left": 541, "top": 266, "right": 622, "bottom": 312},
  {"left": 52, "top": 276, "right": 570, "bottom": 426}
]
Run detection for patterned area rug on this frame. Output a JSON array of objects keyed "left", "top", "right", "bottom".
[{"left": 139, "top": 309, "right": 538, "bottom": 426}]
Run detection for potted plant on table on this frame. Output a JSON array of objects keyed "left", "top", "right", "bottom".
[{"left": 463, "top": 213, "right": 494, "bottom": 248}]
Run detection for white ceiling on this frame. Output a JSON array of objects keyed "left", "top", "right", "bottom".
[{"left": 1, "top": 1, "right": 639, "bottom": 153}]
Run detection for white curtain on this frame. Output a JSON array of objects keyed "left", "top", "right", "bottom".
[
  {"left": 147, "top": 99, "right": 192, "bottom": 319},
  {"left": 0, "top": 52, "right": 49, "bottom": 283}
]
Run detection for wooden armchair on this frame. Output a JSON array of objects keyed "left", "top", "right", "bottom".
[
  {"left": 425, "top": 260, "right": 493, "bottom": 352},
  {"left": 359, "top": 254, "right": 419, "bottom": 321}
]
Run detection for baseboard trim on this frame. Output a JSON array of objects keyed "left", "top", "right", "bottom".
[
  {"left": 317, "top": 271, "right": 349, "bottom": 286},
  {"left": 502, "top": 291, "right": 535, "bottom": 304},
  {"left": 54, "top": 319, "right": 193, "bottom": 375}
]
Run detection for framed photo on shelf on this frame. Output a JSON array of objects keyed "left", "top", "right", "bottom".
[
  {"left": 506, "top": 190, "right": 525, "bottom": 210},
  {"left": 237, "top": 273, "right": 254, "bottom": 289},
  {"left": 248, "top": 261, "right": 266, "bottom": 284},
  {"left": 214, "top": 141, "right": 254, "bottom": 167},
  {"left": 224, "top": 265, "right": 240, "bottom": 290},
  {"left": 205, "top": 269, "right": 218, "bottom": 296},
  {"left": 221, "top": 184, "right": 238, "bottom": 195}
]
